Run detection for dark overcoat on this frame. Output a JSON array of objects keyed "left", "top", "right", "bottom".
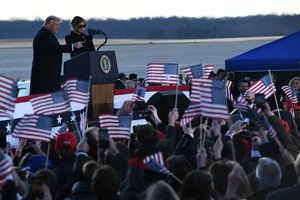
[
  {"left": 30, "top": 27, "right": 72, "bottom": 95},
  {"left": 65, "top": 31, "right": 95, "bottom": 58}
]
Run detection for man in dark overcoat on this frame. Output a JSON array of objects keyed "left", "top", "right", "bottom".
[{"left": 30, "top": 15, "right": 83, "bottom": 95}]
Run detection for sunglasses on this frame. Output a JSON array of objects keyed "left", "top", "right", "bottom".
[{"left": 78, "top": 24, "right": 86, "bottom": 29}]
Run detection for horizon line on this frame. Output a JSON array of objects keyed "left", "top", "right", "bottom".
[{"left": 1, "top": 13, "right": 299, "bottom": 21}]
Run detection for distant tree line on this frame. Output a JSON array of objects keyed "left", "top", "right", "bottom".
[{"left": 1, "top": 15, "right": 300, "bottom": 39}]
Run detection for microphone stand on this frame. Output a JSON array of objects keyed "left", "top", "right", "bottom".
[{"left": 97, "top": 31, "right": 107, "bottom": 51}]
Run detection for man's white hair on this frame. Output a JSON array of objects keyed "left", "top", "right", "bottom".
[
  {"left": 256, "top": 157, "right": 282, "bottom": 189},
  {"left": 44, "top": 15, "right": 61, "bottom": 26}
]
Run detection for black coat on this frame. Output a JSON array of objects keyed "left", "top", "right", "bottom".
[
  {"left": 65, "top": 31, "right": 95, "bottom": 58},
  {"left": 266, "top": 183, "right": 300, "bottom": 200},
  {"left": 30, "top": 27, "right": 72, "bottom": 95}
]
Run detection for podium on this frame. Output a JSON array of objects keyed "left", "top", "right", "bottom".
[{"left": 64, "top": 51, "right": 119, "bottom": 120}]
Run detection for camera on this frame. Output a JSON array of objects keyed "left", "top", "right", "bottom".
[
  {"left": 255, "top": 93, "right": 265, "bottom": 105},
  {"left": 255, "top": 93, "right": 266, "bottom": 110},
  {"left": 98, "top": 129, "right": 109, "bottom": 149}
]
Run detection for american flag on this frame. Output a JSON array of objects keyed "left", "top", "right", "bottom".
[
  {"left": 281, "top": 85, "right": 298, "bottom": 104},
  {"left": 180, "top": 104, "right": 201, "bottom": 125},
  {"left": 52, "top": 122, "right": 68, "bottom": 139},
  {"left": 145, "top": 158, "right": 169, "bottom": 174},
  {"left": 181, "top": 64, "right": 214, "bottom": 79},
  {"left": 190, "top": 78, "right": 202, "bottom": 102},
  {"left": 233, "top": 95, "right": 247, "bottom": 113},
  {"left": 132, "top": 85, "right": 146, "bottom": 101},
  {"left": 12, "top": 115, "right": 52, "bottom": 142},
  {"left": 181, "top": 78, "right": 202, "bottom": 125},
  {"left": 0, "top": 74, "right": 17, "bottom": 118},
  {"left": 146, "top": 63, "right": 178, "bottom": 85},
  {"left": 236, "top": 95, "right": 246, "bottom": 104},
  {"left": 63, "top": 79, "right": 90, "bottom": 105},
  {"left": 30, "top": 90, "right": 71, "bottom": 115},
  {"left": 199, "top": 79, "right": 229, "bottom": 120},
  {"left": 235, "top": 102, "right": 249, "bottom": 113},
  {"left": 262, "top": 117, "right": 277, "bottom": 138},
  {"left": 0, "top": 150, "right": 13, "bottom": 186},
  {"left": 143, "top": 151, "right": 165, "bottom": 167},
  {"left": 226, "top": 80, "right": 234, "bottom": 102},
  {"left": 248, "top": 74, "right": 276, "bottom": 99},
  {"left": 99, "top": 114, "right": 131, "bottom": 139}
]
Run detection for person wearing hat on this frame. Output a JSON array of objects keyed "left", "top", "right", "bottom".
[
  {"left": 22, "top": 154, "right": 54, "bottom": 181},
  {"left": 65, "top": 16, "right": 95, "bottom": 58},
  {"left": 54, "top": 132, "right": 78, "bottom": 199}
]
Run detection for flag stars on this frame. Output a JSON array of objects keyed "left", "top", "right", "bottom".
[
  {"left": 5, "top": 123, "right": 11, "bottom": 133},
  {"left": 70, "top": 113, "right": 77, "bottom": 122},
  {"left": 57, "top": 115, "right": 63, "bottom": 124}
]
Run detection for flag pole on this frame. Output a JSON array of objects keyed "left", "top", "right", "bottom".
[
  {"left": 230, "top": 108, "right": 237, "bottom": 115},
  {"left": 128, "top": 114, "right": 133, "bottom": 149},
  {"left": 84, "top": 75, "right": 92, "bottom": 128},
  {"left": 268, "top": 69, "right": 281, "bottom": 119},
  {"left": 169, "top": 172, "right": 183, "bottom": 184},
  {"left": 174, "top": 63, "right": 180, "bottom": 109},
  {"left": 45, "top": 142, "right": 51, "bottom": 170},
  {"left": 7, "top": 118, "right": 13, "bottom": 154},
  {"left": 199, "top": 116, "right": 203, "bottom": 149},
  {"left": 71, "top": 111, "right": 82, "bottom": 139},
  {"left": 230, "top": 137, "right": 237, "bottom": 162},
  {"left": 202, "top": 118, "right": 208, "bottom": 148}
]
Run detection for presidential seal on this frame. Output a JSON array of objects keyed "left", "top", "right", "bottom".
[{"left": 99, "top": 55, "right": 111, "bottom": 74}]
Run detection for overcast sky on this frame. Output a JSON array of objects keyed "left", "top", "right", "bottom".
[{"left": 2, "top": 0, "right": 300, "bottom": 20}]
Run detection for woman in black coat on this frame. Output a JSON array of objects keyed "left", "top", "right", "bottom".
[{"left": 65, "top": 16, "right": 95, "bottom": 58}]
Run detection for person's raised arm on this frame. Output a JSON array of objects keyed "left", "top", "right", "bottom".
[{"left": 166, "top": 108, "right": 179, "bottom": 153}]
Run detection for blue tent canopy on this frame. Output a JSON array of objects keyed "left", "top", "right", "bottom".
[{"left": 225, "top": 30, "right": 300, "bottom": 72}]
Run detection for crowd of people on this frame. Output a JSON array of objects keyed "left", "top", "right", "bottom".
[
  {"left": 3, "top": 13, "right": 300, "bottom": 200},
  {"left": 1, "top": 70, "right": 300, "bottom": 199},
  {"left": 115, "top": 73, "right": 145, "bottom": 89}
]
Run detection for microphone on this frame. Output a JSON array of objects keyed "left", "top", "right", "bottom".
[
  {"left": 88, "top": 28, "right": 104, "bottom": 35},
  {"left": 87, "top": 28, "right": 108, "bottom": 51}
]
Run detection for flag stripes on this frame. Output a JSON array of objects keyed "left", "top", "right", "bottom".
[
  {"left": 99, "top": 115, "right": 131, "bottom": 139},
  {"left": 0, "top": 151, "right": 13, "bottom": 186},
  {"left": 12, "top": 115, "right": 52, "bottom": 142},
  {"left": 30, "top": 90, "right": 70, "bottom": 115},
  {"left": 281, "top": 85, "right": 298, "bottom": 104},
  {"left": 0, "top": 74, "right": 17, "bottom": 118},
  {"left": 146, "top": 63, "right": 178, "bottom": 85},
  {"left": 248, "top": 74, "right": 276, "bottom": 99},
  {"left": 63, "top": 79, "right": 90, "bottom": 105}
]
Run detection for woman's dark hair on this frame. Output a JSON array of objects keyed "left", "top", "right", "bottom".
[
  {"left": 70, "top": 16, "right": 87, "bottom": 29},
  {"left": 167, "top": 155, "right": 193, "bottom": 192},
  {"left": 181, "top": 170, "right": 212, "bottom": 200},
  {"left": 145, "top": 180, "right": 179, "bottom": 200},
  {"left": 31, "top": 169, "right": 59, "bottom": 200},
  {"left": 136, "top": 124, "right": 157, "bottom": 144},
  {"left": 92, "top": 165, "right": 120, "bottom": 200},
  {"left": 82, "top": 160, "right": 99, "bottom": 181},
  {"left": 209, "top": 160, "right": 231, "bottom": 196}
]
